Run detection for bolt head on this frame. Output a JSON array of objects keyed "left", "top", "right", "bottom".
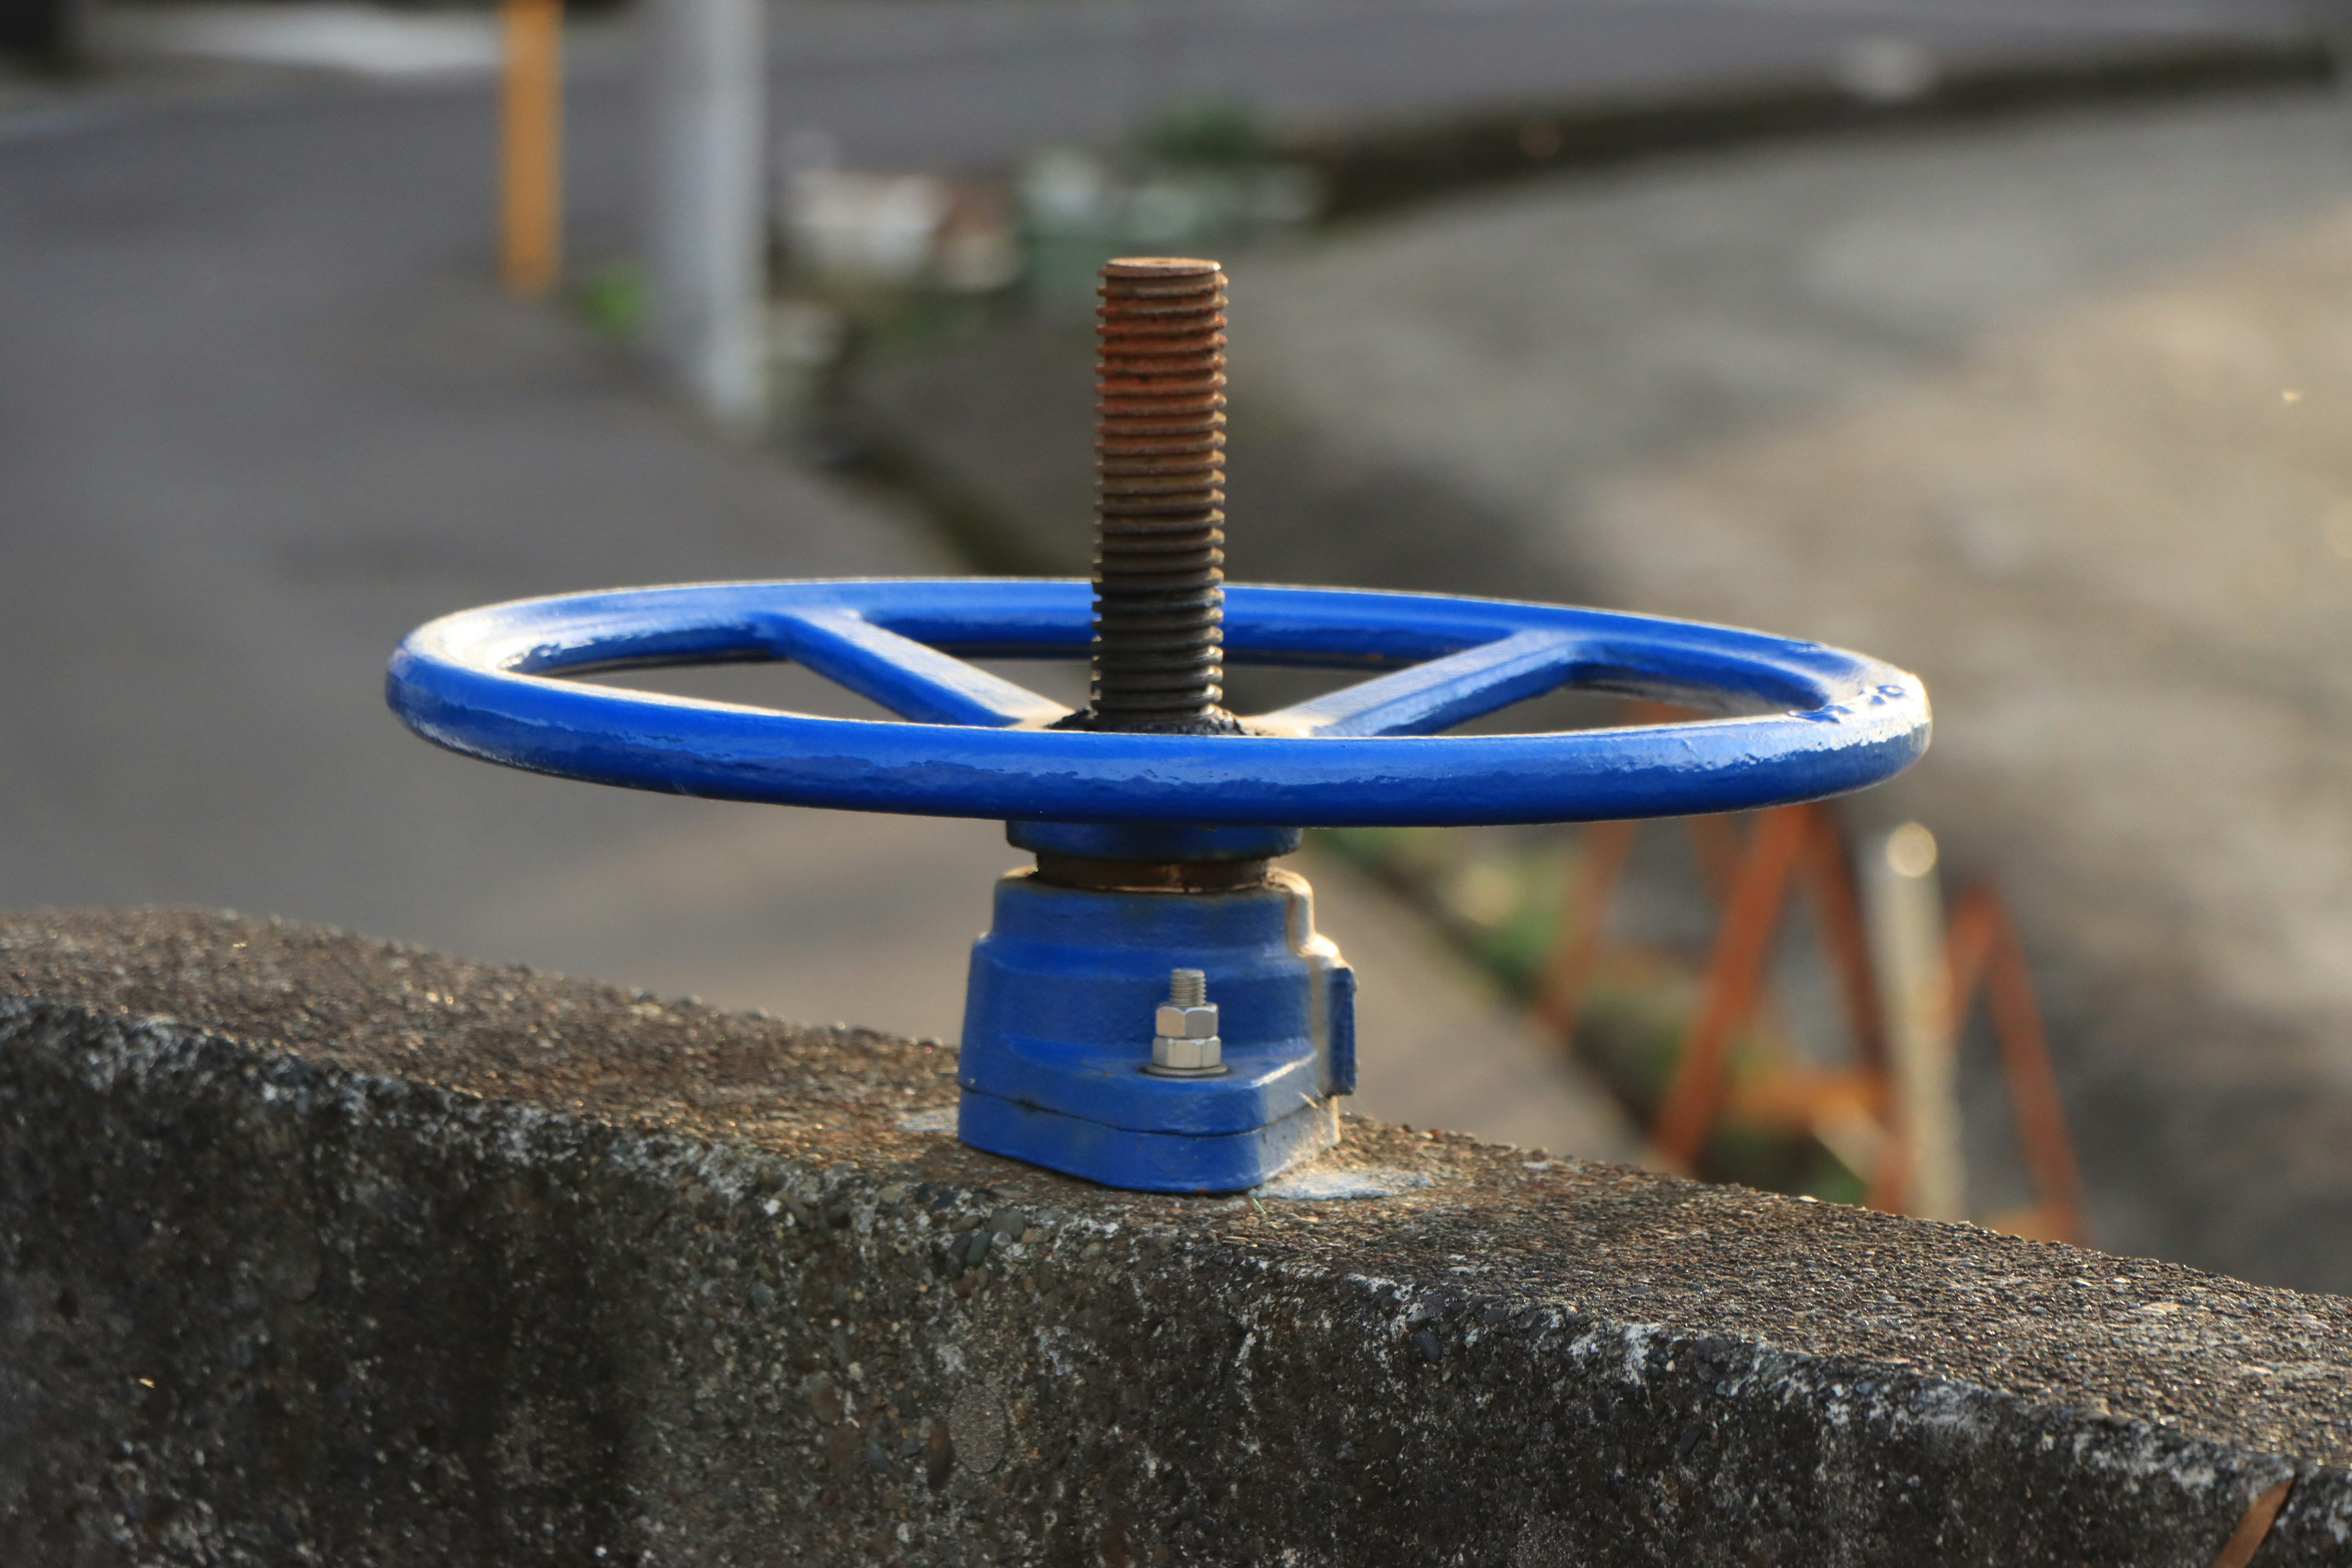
[{"left": 1156, "top": 1003, "right": 1219, "bottom": 1039}]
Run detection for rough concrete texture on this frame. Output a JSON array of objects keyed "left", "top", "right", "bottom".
[
  {"left": 851, "top": 85, "right": 2352, "bottom": 1294},
  {"left": 3, "top": 910, "right": 2349, "bottom": 1566}
]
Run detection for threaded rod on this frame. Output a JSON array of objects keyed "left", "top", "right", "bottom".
[
  {"left": 1089, "top": 257, "right": 1235, "bottom": 732},
  {"left": 1168, "top": 968, "right": 1208, "bottom": 1007}
]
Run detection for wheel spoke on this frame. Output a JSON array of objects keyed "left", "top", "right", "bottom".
[
  {"left": 1247, "top": 629, "right": 1581, "bottom": 737},
  {"left": 779, "top": 608, "right": 1071, "bottom": 728}
]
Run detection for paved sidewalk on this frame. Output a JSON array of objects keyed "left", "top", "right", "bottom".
[{"left": 1237, "top": 86, "right": 2352, "bottom": 1287}]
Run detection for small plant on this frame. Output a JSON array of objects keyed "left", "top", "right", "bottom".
[
  {"left": 1137, "top": 97, "right": 1278, "bottom": 172},
  {"left": 573, "top": 258, "right": 647, "bottom": 342}
]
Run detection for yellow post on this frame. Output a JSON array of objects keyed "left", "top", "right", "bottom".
[{"left": 500, "top": 0, "right": 563, "bottom": 296}]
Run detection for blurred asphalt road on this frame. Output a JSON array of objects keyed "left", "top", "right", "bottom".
[
  {"left": 748, "top": 0, "right": 2321, "bottom": 170},
  {"left": 0, "top": 9, "right": 1664, "bottom": 1157},
  {"left": 44, "top": 0, "right": 2328, "bottom": 174},
  {"left": 0, "top": 75, "right": 1006, "bottom": 1036}
]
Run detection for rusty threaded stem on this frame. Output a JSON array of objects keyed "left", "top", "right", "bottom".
[{"left": 1088, "top": 257, "right": 1234, "bottom": 732}]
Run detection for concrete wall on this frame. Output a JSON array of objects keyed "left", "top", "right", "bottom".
[{"left": 2, "top": 910, "right": 2346, "bottom": 1564}]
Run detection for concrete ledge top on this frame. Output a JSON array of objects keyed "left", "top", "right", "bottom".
[{"left": 5, "top": 908, "right": 2350, "bottom": 1564}]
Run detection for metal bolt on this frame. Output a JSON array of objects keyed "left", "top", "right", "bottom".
[
  {"left": 1145, "top": 967, "right": 1226, "bottom": 1076},
  {"left": 1087, "top": 258, "right": 1240, "bottom": 734}
]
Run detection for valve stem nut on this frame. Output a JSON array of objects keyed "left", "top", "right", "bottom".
[{"left": 1145, "top": 967, "right": 1226, "bottom": 1076}]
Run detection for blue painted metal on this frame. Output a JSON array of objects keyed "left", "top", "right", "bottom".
[
  {"left": 386, "top": 578, "right": 1929, "bottom": 827},
  {"left": 957, "top": 868, "right": 1354, "bottom": 1191},
  {"left": 387, "top": 576, "right": 1928, "bottom": 1193}
]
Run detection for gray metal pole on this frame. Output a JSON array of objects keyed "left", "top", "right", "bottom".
[{"left": 644, "top": 0, "right": 767, "bottom": 435}]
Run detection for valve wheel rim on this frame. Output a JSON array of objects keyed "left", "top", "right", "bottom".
[{"left": 386, "top": 578, "right": 1929, "bottom": 827}]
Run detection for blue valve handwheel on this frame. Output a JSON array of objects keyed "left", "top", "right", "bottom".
[
  {"left": 390, "top": 576, "right": 1929, "bottom": 1192},
  {"left": 386, "top": 578, "right": 1928, "bottom": 825}
]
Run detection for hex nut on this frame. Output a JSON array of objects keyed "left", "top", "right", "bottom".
[
  {"left": 1156, "top": 1003, "right": 1219, "bottom": 1039},
  {"left": 1153, "top": 1033, "right": 1223, "bottom": 1071},
  {"left": 1145, "top": 974, "right": 1226, "bottom": 1076}
]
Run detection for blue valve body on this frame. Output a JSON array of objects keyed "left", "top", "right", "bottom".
[{"left": 957, "top": 864, "right": 1355, "bottom": 1191}]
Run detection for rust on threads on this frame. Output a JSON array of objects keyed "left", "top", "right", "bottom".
[{"left": 1087, "top": 257, "right": 1240, "bottom": 733}]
